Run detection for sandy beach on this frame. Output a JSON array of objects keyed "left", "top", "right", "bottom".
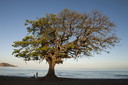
[{"left": 0, "top": 76, "right": 128, "bottom": 85}]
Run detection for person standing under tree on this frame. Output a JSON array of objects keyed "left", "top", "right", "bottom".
[{"left": 36, "top": 72, "right": 38, "bottom": 78}]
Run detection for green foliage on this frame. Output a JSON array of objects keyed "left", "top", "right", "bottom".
[
  {"left": 59, "top": 52, "right": 65, "bottom": 55},
  {"left": 12, "top": 8, "right": 120, "bottom": 63},
  {"left": 24, "top": 23, "right": 28, "bottom": 25},
  {"left": 88, "top": 47, "right": 92, "bottom": 51},
  {"left": 68, "top": 44, "right": 74, "bottom": 49}
]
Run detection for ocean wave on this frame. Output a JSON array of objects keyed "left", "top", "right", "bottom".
[{"left": 115, "top": 75, "right": 128, "bottom": 77}]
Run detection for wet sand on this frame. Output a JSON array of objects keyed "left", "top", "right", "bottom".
[{"left": 0, "top": 76, "right": 128, "bottom": 85}]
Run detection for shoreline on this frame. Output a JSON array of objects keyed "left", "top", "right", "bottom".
[
  {"left": 1, "top": 75, "right": 128, "bottom": 79},
  {"left": 0, "top": 76, "right": 128, "bottom": 85}
]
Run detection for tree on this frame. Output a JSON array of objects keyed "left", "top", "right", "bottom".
[{"left": 12, "top": 8, "right": 119, "bottom": 81}]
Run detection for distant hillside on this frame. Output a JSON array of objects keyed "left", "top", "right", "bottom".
[{"left": 0, "top": 63, "right": 17, "bottom": 67}]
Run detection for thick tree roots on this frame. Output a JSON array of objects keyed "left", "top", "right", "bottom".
[{"left": 37, "top": 75, "right": 61, "bottom": 82}]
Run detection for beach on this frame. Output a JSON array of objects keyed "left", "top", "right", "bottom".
[{"left": 0, "top": 76, "right": 128, "bottom": 85}]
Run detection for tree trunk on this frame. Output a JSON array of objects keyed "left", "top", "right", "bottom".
[{"left": 42, "top": 60, "right": 58, "bottom": 81}]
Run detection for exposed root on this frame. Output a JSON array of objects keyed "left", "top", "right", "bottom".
[{"left": 37, "top": 76, "right": 61, "bottom": 82}]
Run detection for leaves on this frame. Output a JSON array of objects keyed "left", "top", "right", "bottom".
[
  {"left": 68, "top": 44, "right": 74, "bottom": 49},
  {"left": 12, "top": 8, "right": 120, "bottom": 62},
  {"left": 24, "top": 23, "right": 28, "bottom": 25}
]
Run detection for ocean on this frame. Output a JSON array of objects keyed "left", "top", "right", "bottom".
[{"left": 0, "top": 67, "right": 128, "bottom": 79}]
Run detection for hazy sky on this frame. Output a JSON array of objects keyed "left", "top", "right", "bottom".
[{"left": 0, "top": 0, "right": 128, "bottom": 69}]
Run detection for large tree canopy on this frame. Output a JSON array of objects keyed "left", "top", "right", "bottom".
[{"left": 12, "top": 8, "right": 119, "bottom": 80}]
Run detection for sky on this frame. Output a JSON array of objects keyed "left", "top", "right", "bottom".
[{"left": 0, "top": 0, "right": 128, "bottom": 69}]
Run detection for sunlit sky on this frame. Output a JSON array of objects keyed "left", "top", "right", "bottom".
[{"left": 0, "top": 0, "right": 128, "bottom": 69}]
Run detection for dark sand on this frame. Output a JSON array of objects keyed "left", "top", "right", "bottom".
[{"left": 0, "top": 76, "right": 128, "bottom": 85}]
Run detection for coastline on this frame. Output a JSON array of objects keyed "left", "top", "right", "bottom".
[{"left": 0, "top": 76, "right": 128, "bottom": 85}]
